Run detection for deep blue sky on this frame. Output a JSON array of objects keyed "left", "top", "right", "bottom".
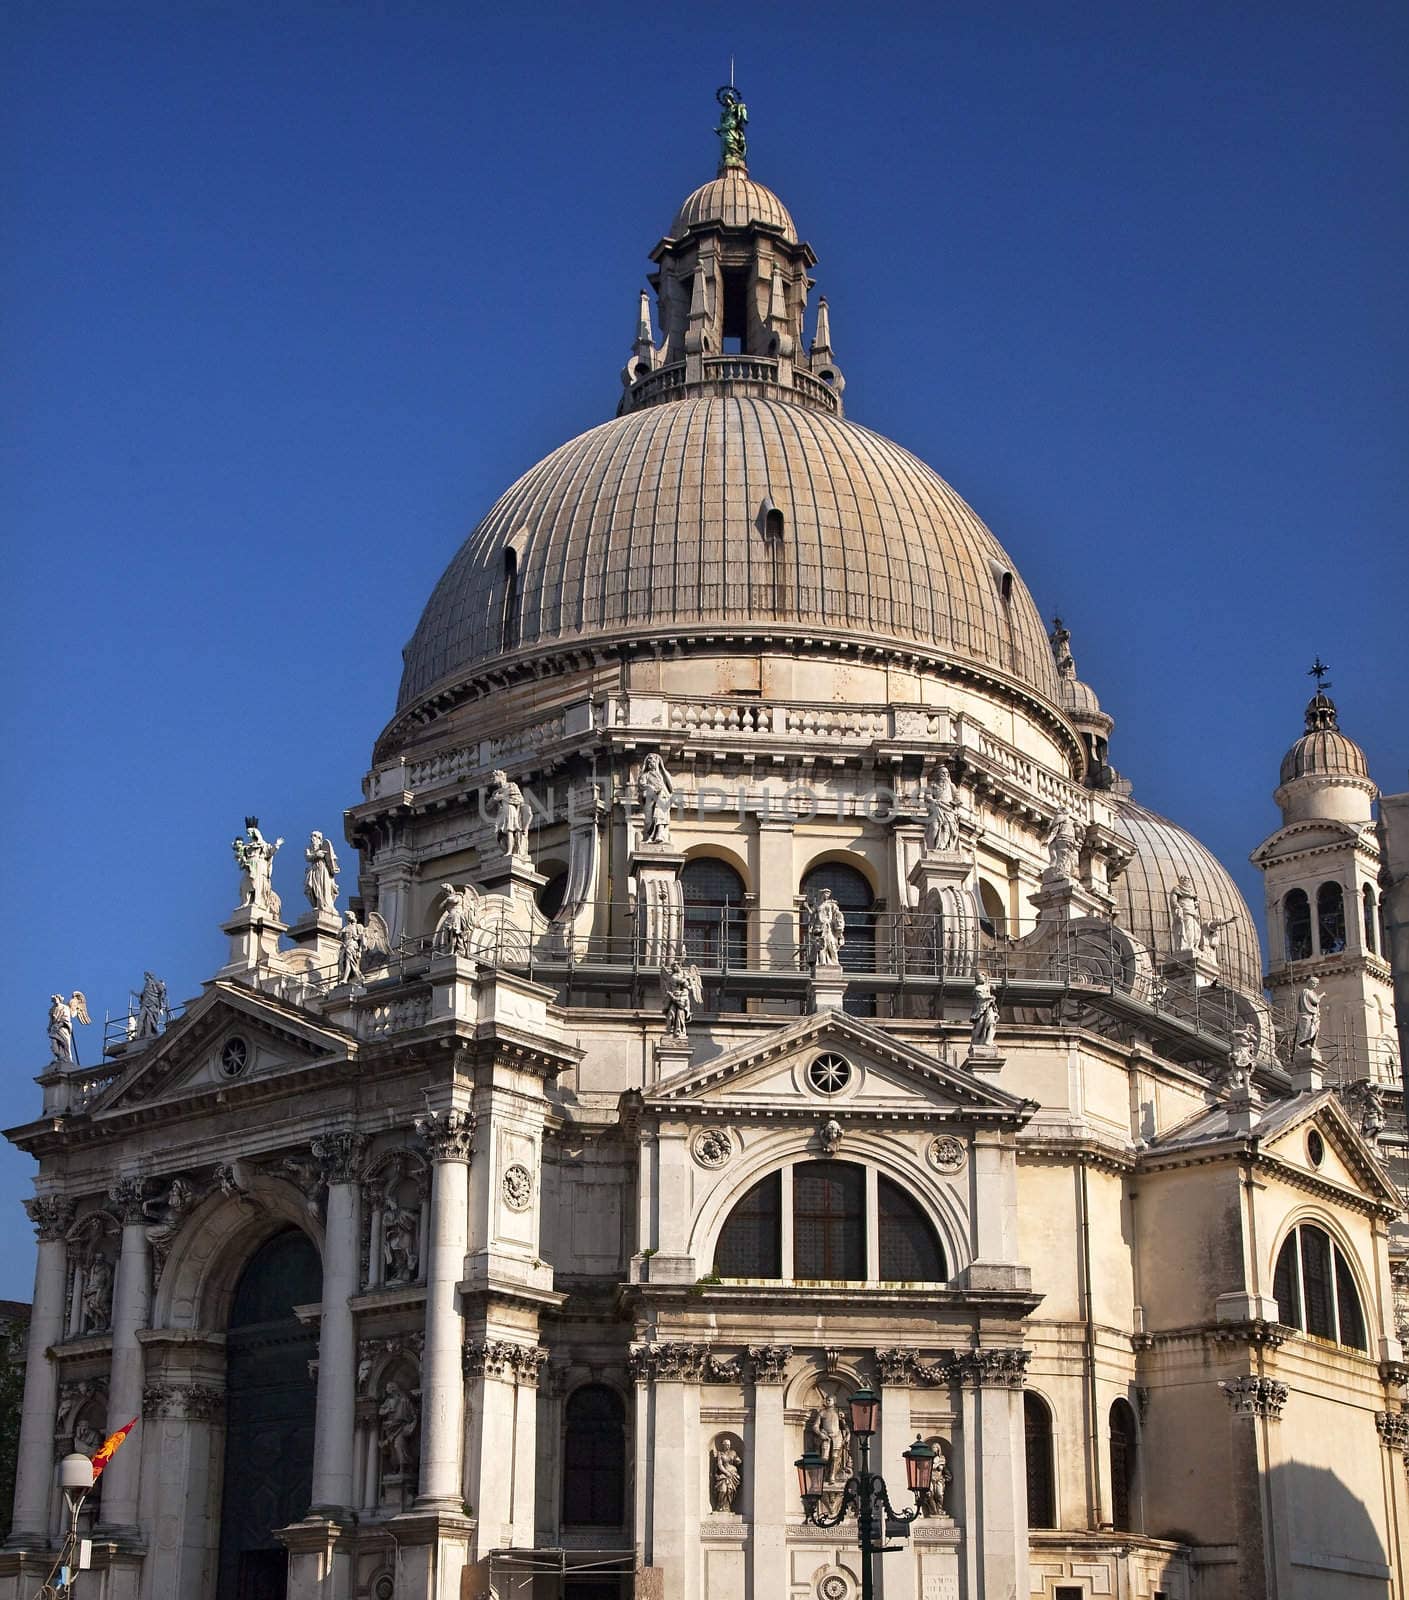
[{"left": 2, "top": 1, "right": 1405, "bottom": 1299}]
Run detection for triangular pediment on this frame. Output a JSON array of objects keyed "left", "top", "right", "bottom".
[
  {"left": 1256, "top": 1091, "right": 1400, "bottom": 1208},
  {"left": 89, "top": 980, "right": 356, "bottom": 1116},
  {"left": 1251, "top": 817, "right": 1369, "bottom": 864},
  {"left": 643, "top": 1011, "right": 1033, "bottom": 1123}
]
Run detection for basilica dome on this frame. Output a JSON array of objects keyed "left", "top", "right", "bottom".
[
  {"left": 397, "top": 395, "right": 1062, "bottom": 713},
  {"left": 1111, "top": 797, "right": 1263, "bottom": 997},
  {"left": 669, "top": 168, "right": 797, "bottom": 241}
]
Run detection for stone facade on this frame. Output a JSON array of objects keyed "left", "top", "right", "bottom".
[{"left": 4, "top": 99, "right": 1407, "bottom": 1600}]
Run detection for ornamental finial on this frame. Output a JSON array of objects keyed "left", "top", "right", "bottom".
[{"left": 714, "top": 84, "right": 748, "bottom": 174}]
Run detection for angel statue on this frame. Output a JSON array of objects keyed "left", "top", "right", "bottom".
[
  {"left": 303, "top": 831, "right": 340, "bottom": 914},
  {"left": 923, "top": 765, "right": 960, "bottom": 854},
  {"left": 339, "top": 908, "right": 389, "bottom": 986},
  {"left": 48, "top": 991, "right": 91, "bottom": 1065},
  {"left": 432, "top": 884, "right": 481, "bottom": 960},
  {"left": 487, "top": 770, "right": 533, "bottom": 860},
  {"left": 803, "top": 889, "right": 846, "bottom": 968},
  {"left": 662, "top": 957, "right": 703, "bottom": 1040},
  {"left": 806, "top": 1392, "right": 853, "bottom": 1485},
  {"left": 232, "top": 818, "right": 283, "bottom": 917},
  {"left": 638, "top": 752, "right": 675, "bottom": 845},
  {"left": 134, "top": 972, "right": 168, "bottom": 1040}
]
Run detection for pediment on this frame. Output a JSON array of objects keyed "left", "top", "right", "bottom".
[
  {"left": 1256, "top": 1092, "right": 1399, "bottom": 1209},
  {"left": 643, "top": 1011, "right": 1033, "bottom": 1124},
  {"left": 89, "top": 981, "right": 356, "bottom": 1115},
  {"left": 1251, "top": 818, "right": 1368, "bottom": 864}
]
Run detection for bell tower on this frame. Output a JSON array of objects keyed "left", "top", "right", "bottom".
[{"left": 1251, "top": 663, "right": 1397, "bottom": 1085}]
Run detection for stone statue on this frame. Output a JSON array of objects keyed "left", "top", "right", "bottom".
[
  {"left": 1294, "top": 978, "right": 1323, "bottom": 1052},
  {"left": 1226, "top": 1025, "right": 1256, "bottom": 1095},
  {"left": 383, "top": 1200, "right": 419, "bottom": 1285},
  {"left": 48, "top": 991, "right": 90, "bottom": 1065},
  {"left": 73, "top": 1420, "right": 103, "bottom": 1456},
  {"left": 970, "top": 970, "right": 999, "bottom": 1051},
  {"left": 662, "top": 958, "right": 703, "bottom": 1040},
  {"left": 81, "top": 1255, "right": 114, "bottom": 1334},
  {"left": 638, "top": 753, "right": 675, "bottom": 845},
  {"left": 134, "top": 972, "right": 167, "bottom": 1040},
  {"left": 807, "top": 1393, "right": 853, "bottom": 1484},
  {"left": 1044, "top": 809, "right": 1079, "bottom": 880},
  {"left": 805, "top": 889, "right": 846, "bottom": 967},
  {"left": 920, "top": 1443, "right": 951, "bottom": 1517},
  {"left": 143, "top": 1175, "right": 199, "bottom": 1261},
  {"left": 1361, "top": 1083, "right": 1386, "bottom": 1145},
  {"left": 303, "top": 831, "right": 340, "bottom": 913},
  {"left": 378, "top": 1379, "right": 419, "bottom": 1474},
  {"left": 709, "top": 1435, "right": 743, "bottom": 1512},
  {"left": 1201, "top": 915, "right": 1238, "bottom": 962},
  {"left": 923, "top": 767, "right": 959, "bottom": 854},
  {"left": 1170, "top": 874, "right": 1203, "bottom": 958},
  {"left": 432, "top": 884, "right": 480, "bottom": 959},
  {"left": 487, "top": 770, "right": 532, "bottom": 860},
  {"left": 714, "top": 85, "right": 748, "bottom": 170},
  {"left": 1050, "top": 616, "right": 1075, "bottom": 679},
  {"left": 233, "top": 818, "right": 283, "bottom": 917}
]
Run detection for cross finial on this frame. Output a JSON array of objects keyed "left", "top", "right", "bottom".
[{"left": 1308, "top": 656, "right": 1331, "bottom": 690}]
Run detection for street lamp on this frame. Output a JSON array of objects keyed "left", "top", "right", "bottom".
[
  {"left": 795, "top": 1389, "right": 936, "bottom": 1600},
  {"left": 30, "top": 1454, "right": 94, "bottom": 1598}
]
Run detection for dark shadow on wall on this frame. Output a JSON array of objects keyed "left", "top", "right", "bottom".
[{"left": 1266, "top": 1460, "right": 1390, "bottom": 1597}]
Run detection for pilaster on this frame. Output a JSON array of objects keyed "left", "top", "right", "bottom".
[{"left": 309, "top": 1131, "right": 367, "bottom": 1520}]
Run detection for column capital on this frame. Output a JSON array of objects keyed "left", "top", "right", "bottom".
[
  {"left": 1376, "top": 1410, "right": 1409, "bottom": 1452},
  {"left": 462, "top": 1338, "right": 547, "bottom": 1385},
  {"left": 416, "top": 1107, "right": 476, "bottom": 1163},
  {"left": 311, "top": 1130, "right": 369, "bottom": 1186},
  {"left": 1220, "top": 1375, "right": 1289, "bottom": 1418},
  {"left": 109, "top": 1177, "right": 150, "bottom": 1225},
  {"left": 746, "top": 1345, "right": 792, "bottom": 1385},
  {"left": 24, "top": 1195, "right": 74, "bottom": 1241},
  {"left": 874, "top": 1347, "right": 922, "bottom": 1386},
  {"left": 143, "top": 1381, "right": 225, "bottom": 1422},
  {"left": 945, "top": 1347, "right": 1030, "bottom": 1389},
  {"left": 628, "top": 1340, "right": 709, "bottom": 1383}
]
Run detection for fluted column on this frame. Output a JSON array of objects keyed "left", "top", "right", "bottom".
[
  {"left": 415, "top": 1107, "right": 475, "bottom": 1511},
  {"left": 309, "top": 1131, "right": 367, "bottom": 1518},
  {"left": 6, "top": 1197, "right": 74, "bottom": 1546},
  {"left": 101, "top": 1178, "right": 153, "bottom": 1534}
]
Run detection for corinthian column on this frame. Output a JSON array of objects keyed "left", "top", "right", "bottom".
[
  {"left": 100, "top": 1178, "right": 153, "bottom": 1534},
  {"left": 309, "top": 1131, "right": 368, "bottom": 1518},
  {"left": 414, "top": 1107, "right": 475, "bottom": 1510},
  {"left": 6, "top": 1197, "right": 74, "bottom": 1546}
]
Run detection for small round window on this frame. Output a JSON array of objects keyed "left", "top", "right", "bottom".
[
  {"left": 220, "top": 1037, "right": 250, "bottom": 1078},
  {"left": 807, "top": 1053, "right": 852, "bottom": 1095},
  {"left": 1307, "top": 1129, "right": 1325, "bottom": 1168}
]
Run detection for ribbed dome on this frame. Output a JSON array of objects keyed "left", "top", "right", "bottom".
[
  {"left": 1279, "top": 692, "right": 1369, "bottom": 783},
  {"left": 1111, "top": 797, "right": 1263, "bottom": 997},
  {"left": 670, "top": 169, "right": 797, "bottom": 241},
  {"left": 397, "top": 397, "right": 1062, "bottom": 713}
]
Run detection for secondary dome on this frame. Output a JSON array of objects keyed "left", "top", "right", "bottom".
[
  {"left": 397, "top": 395, "right": 1061, "bottom": 712},
  {"left": 669, "top": 169, "right": 797, "bottom": 242},
  {"left": 1279, "top": 690, "right": 1369, "bottom": 783},
  {"left": 1111, "top": 797, "right": 1263, "bottom": 997}
]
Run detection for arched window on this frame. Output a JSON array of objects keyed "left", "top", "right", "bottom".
[
  {"left": 794, "top": 1161, "right": 865, "bottom": 1280},
  {"left": 1317, "top": 882, "right": 1346, "bottom": 955},
  {"left": 536, "top": 869, "right": 569, "bottom": 921},
  {"left": 1024, "top": 1392, "right": 1056, "bottom": 1528},
  {"left": 562, "top": 1385, "right": 626, "bottom": 1527},
  {"left": 682, "top": 858, "right": 747, "bottom": 969},
  {"left": 1109, "top": 1399, "right": 1138, "bottom": 1531},
  {"left": 713, "top": 1171, "right": 781, "bottom": 1279},
  {"left": 1363, "top": 885, "right": 1378, "bottom": 955},
  {"left": 801, "top": 861, "right": 877, "bottom": 1016},
  {"left": 500, "top": 547, "right": 521, "bottom": 652},
  {"left": 1283, "top": 889, "right": 1312, "bottom": 962},
  {"left": 978, "top": 879, "right": 1007, "bottom": 939},
  {"left": 878, "top": 1176, "right": 946, "bottom": 1281},
  {"left": 1272, "top": 1224, "right": 1368, "bottom": 1350}
]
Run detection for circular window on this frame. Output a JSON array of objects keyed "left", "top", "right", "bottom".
[
  {"left": 1307, "top": 1129, "right": 1325, "bottom": 1168},
  {"left": 807, "top": 1053, "right": 852, "bottom": 1095},
  {"left": 219, "top": 1037, "right": 249, "bottom": 1078}
]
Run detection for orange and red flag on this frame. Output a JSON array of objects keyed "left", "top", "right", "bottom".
[{"left": 89, "top": 1419, "right": 137, "bottom": 1481}]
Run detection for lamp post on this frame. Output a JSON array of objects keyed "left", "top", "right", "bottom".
[
  {"left": 29, "top": 1453, "right": 94, "bottom": 1598},
  {"left": 794, "top": 1387, "right": 936, "bottom": 1600}
]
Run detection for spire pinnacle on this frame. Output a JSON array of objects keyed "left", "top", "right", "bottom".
[
  {"left": 714, "top": 84, "right": 748, "bottom": 174},
  {"left": 810, "top": 296, "right": 833, "bottom": 359}
]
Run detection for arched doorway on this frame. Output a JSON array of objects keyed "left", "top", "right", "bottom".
[{"left": 216, "top": 1228, "right": 322, "bottom": 1600}]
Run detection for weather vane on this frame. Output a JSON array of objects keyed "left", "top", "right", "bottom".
[{"left": 1308, "top": 656, "right": 1332, "bottom": 692}]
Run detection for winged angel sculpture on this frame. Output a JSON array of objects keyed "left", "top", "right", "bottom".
[
  {"left": 432, "top": 883, "right": 483, "bottom": 961},
  {"left": 662, "top": 957, "right": 704, "bottom": 1040},
  {"left": 48, "top": 990, "right": 91, "bottom": 1064},
  {"left": 339, "top": 908, "right": 390, "bottom": 986}
]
